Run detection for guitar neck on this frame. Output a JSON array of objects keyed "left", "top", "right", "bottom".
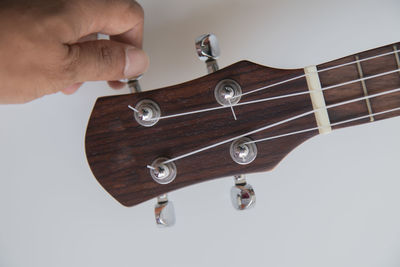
[{"left": 317, "top": 42, "right": 400, "bottom": 130}]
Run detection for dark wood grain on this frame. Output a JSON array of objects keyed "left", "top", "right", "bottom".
[
  {"left": 319, "top": 42, "right": 400, "bottom": 128},
  {"left": 85, "top": 61, "right": 317, "bottom": 206}
]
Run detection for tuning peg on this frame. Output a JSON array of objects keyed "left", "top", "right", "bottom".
[
  {"left": 127, "top": 75, "right": 143, "bottom": 93},
  {"left": 230, "top": 175, "right": 256, "bottom": 210},
  {"left": 154, "top": 194, "right": 176, "bottom": 227},
  {"left": 195, "top": 33, "right": 220, "bottom": 74}
]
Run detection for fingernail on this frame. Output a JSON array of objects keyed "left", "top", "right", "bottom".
[{"left": 124, "top": 47, "right": 148, "bottom": 78}]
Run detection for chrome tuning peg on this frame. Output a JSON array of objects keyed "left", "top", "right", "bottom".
[
  {"left": 154, "top": 194, "right": 176, "bottom": 227},
  {"left": 195, "top": 33, "right": 220, "bottom": 74},
  {"left": 127, "top": 75, "right": 143, "bottom": 93},
  {"left": 230, "top": 175, "right": 256, "bottom": 210}
]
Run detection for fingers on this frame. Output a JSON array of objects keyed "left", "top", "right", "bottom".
[
  {"left": 65, "top": 39, "right": 149, "bottom": 83},
  {"left": 72, "top": 0, "right": 144, "bottom": 48},
  {"left": 110, "top": 20, "right": 144, "bottom": 49},
  {"left": 62, "top": 82, "right": 83, "bottom": 95},
  {"left": 108, "top": 80, "right": 126, "bottom": 89},
  {"left": 62, "top": 1, "right": 147, "bottom": 92}
]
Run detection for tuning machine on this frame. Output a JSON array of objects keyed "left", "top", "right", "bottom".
[
  {"left": 126, "top": 77, "right": 176, "bottom": 227},
  {"left": 195, "top": 33, "right": 220, "bottom": 74},
  {"left": 154, "top": 194, "right": 176, "bottom": 227},
  {"left": 231, "top": 175, "right": 256, "bottom": 210}
]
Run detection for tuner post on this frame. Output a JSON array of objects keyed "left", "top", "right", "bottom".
[
  {"left": 230, "top": 137, "right": 258, "bottom": 165},
  {"left": 127, "top": 75, "right": 143, "bottom": 94},
  {"left": 231, "top": 175, "right": 256, "bottom": 210},
  {"left": 148, "top": 157, "right": 177, "bottom": 185},
  {"left": 195, "top": 33, "right": 220, "bottom": 74}
]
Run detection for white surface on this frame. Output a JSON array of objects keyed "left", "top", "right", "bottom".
[{"left": 1, "top": 0, "right": 400, "bottom": 266}]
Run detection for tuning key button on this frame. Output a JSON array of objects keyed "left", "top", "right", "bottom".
[
  {"left": 230, "top": 175, "right": 256, "bottom": 210},
  {"left": 155, "top": 194, "right": 176, "bottom": 227},
  {"left": 195, "top": 33, "right": 220, "bottom": 74}
]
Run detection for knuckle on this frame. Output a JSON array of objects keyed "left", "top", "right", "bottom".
[
  {"left": 124, "top": 0, "right": 144, "bottom": 21},
  {"left": 98, "top": 45, "right": 114, "bottom": 66},
  {"left": 95, "top": 43, "right": 124, "bottom": 78},
  {"left": 62, "top": 44, "right": 81, "bottom": 81},
  {"left": 132, "top": 1, "right": 144, "bottom": 19}
]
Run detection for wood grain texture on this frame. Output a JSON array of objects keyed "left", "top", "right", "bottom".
[{"left": 85, "top": 61, "right": 317, "bottom": 206}]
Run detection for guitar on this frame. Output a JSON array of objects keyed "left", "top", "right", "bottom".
[{"left": 85, "top": 34, "right": 400, "bottom": 226}]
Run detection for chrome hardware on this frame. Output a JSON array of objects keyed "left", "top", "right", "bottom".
[
  {"left": 155, "top": 194, "right": 176, "bottom": 227},
  {"left": 214, "top": 79, "right": 242, "bottom": 106},
  {"left": 195, "top": 33, "right": 220, "bottom": 74},
  {"left": 230, "top": 137, "right": 257, "bottom": 165},
  {"left": 230, "top": 175, "right": 256, "bottom": 210},
  {"left": 149, "top": 157, "right": 177, "bottom": 185},
  {"left": 133, "top": 99, "right": 161, "bottom": 127},
  {"left": 127, "top": 75, "right": 143, "bottom": 93}
]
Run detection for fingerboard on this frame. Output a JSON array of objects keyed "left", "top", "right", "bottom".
[{"left": 318, "top": 42, "right": 400, "bottom": 129}]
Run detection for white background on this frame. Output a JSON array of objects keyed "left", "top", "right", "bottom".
[{"left": 1, "top": 0, "right": 400, "bottom": 266}]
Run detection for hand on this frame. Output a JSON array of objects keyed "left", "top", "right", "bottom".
[{"left": 0, "top": 0, "right": 149, "bottom": 104}]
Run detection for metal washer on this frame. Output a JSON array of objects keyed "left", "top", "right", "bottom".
[
  {"left": 149, "top": 157, "right": 177, "bottom": 185},
  {"left": 230, "top": 137, "right": 258, "bottom": 165},
  {"left": 133, "top": 99, "right": 161, "bottom": 127},
  {"left": 214, "top": 79, "right": 242, "bottom": 106}
]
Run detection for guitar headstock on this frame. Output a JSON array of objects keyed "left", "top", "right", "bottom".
[{"left": 85, "top": 34, "right": 318, "bottom": 226}]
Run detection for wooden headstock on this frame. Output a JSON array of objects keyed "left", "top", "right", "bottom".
[{"left": 85, "top": 60, "right": 317, "bottom": 207}]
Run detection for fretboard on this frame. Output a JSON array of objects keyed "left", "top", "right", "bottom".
[{"left": 317, "top": 42, "right": 400, "bottom": 130}]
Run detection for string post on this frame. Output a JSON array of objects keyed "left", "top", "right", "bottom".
[
  {"left": 132, "top": 99, "right": 161, "bottom": 127},
  {"left": 230, "top": 137, "right": 258, "bottom": 165},
  {"left": 149, "top": 157, "right": 177, "bottom": 185},
  {"left": 214, "top": 79, "right": 242, "bottom": 106}
]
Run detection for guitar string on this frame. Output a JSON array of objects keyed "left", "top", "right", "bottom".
[
  {"left": 227, "top": 98, "right": 237, "bottom": 120},
  {"left": 131, "top": 67, "right": 400, "bottom": 120},
  {"left": 238, "top": 48, "right": 400, "bottom": 98},
  {"left": 129, "top": 49, "right": 400, "bottom": 119},
  {"left": 159, "top": 87, "right": 400, "bottom": 165},
  {"left": 243, "top": 106, "right": 400, "bottom": 145},
  {"left": 147, "top": 110, "right": 400, "bottom": 170}
]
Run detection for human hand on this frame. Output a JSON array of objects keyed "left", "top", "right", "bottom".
[{"left": 0, "top": 0, "right": 149, "bottom": 104}]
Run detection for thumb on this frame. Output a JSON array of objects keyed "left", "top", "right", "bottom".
[{"left": 66, "top": 40, "right": 149, "bottom": 82}]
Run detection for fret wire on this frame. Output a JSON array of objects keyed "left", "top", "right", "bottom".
[
  {"left": 318, "top": 49, "right": 400, "bottom": 73},
  {"left": 161, "top": 87, "right": 400, "bottom": 165},
  {"left": 393, "top": 45, "right": 400, "bottom": 74},
  {"left": 355, "top": 55, "right": 374, "bottom": 122}
]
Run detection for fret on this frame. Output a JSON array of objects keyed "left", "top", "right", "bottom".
[
  {"left": 393, "top": 45, "right": 400, "bottom": 73},
  {"left": 318, "top": 53, "right": 368, "bottom": 129},
  {"left": 355, "top": 55, "right": 374, "bottom": 122},
  {"left": 317, "top": 42, "right": 400, "bottom": 130}
]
